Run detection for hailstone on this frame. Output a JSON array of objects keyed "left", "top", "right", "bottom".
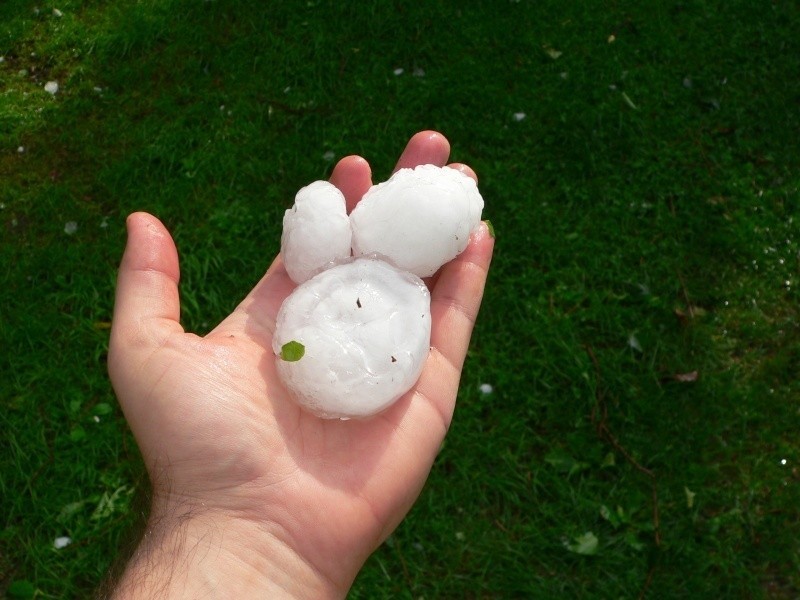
[
  {"left": 275, "top": 163, "right": 484, "bottom": 419},
  {"left": 273, "top": 258, "right": 431, "bottom": 419},
  {"left": 281, "top": 180, "right": 351, "bottom": 284},
  {"left": 350, "top": 164, "right": 484, "bottom": 277}
]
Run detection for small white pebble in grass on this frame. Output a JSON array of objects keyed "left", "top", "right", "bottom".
[
  {"left": 455, "top": 532, "right": 466, "bottom": 541},
  {"left": 53, "top": 8, "right": 63, "bottom": 17},
  {"left": 54, "top": 536, "right": 71, "bottom": 549},
  {"left": 479, "top": 383, "right": 493, "bottom": 395},
  {"left": 512, "top": 112, "right": 526, "bottom": 122},
  {"left": 322, "top": 150, "right": 335, "bottom": 162},
  {"left": 17, "top": 146, "right": 24, "bottom": 153},
  {"left": 628, "top": 334, "right": 642, "bottom": 352},
  {"left": 44, "top": 81, "right": 59, "bottom": 95},
  {"left": 64, "top": 221, "right": 78, "bottom": 235},
  {"left": 93, "top": 415, "right": 100, "bottom": 423},
  {"left": 393, "top": 67, "right": 404, "bottom": 76}
]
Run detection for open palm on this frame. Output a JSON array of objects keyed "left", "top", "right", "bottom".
[{"left": 108, "top": 131, "right": 494, "bottom": 597}]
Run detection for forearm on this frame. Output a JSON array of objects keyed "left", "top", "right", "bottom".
[{"left": 109, "top": 499, "right": 343, "bottom": 600}]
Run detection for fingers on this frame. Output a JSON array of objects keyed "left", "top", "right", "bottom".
[
  {"left": 329, "top": 155, "right": 373, "bottom": 214},
  {"left": 109, "top": 213, "right": 184, "bottom": 374},
  {"left": 429, "top": 221, "right": 495, "bottom": 373},
  {"left": 393, "top": 130, "right": 451, "bottom": 172},
  {"left": 446, "top": 162, "right": 478, "bottom": 184}
]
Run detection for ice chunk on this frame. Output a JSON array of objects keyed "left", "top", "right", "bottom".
[
  {"left": 273, "top": 258, "right": 431, "bottom": 419},
  {"left": 281, "top": 180, "right": 352, "bottom": 284},
  {"left": 350, "top": 165, "right": 483, "bottom": 277}
]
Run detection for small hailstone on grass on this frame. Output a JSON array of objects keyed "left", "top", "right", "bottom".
[
  {"left": 273, "top": 258, "right": 431, "bottom": 419},
  {"left": 44, "top": 81, "right": 59, "bottom": 95},
  {"left": 350, "top": 164, "right": 484, "bottom": 277},
  {"left": 479, "top": 383, "right": 493, "bottom": 395},
  {"left": 281, "top": 180, "right": 351, "bottom": 284},
  {"left": 53, "top": 536, "right": 71, "bottom": 549},
  {"left": 64, "top": 221, "right": 78, "bottom": 235},
  {"left": 513, "top": 112, "right": 526, "bottom": 121},
  {"left": 17, "top": 146, "right": 24, "bottom": 153}
]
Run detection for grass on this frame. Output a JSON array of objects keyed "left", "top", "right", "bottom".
[{"left": 1, "top": 0, "right": 799, "bottom": 597}]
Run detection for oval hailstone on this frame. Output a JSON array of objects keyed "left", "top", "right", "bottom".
[
  {"left": 273, "top": 258, "right": 431, "bottom": 419},
  {"left": 281, "top": 180, "right": 351, "bottom": 284},
  {"left": 350, "top": 164, "right": 484, "bottom": 278}
]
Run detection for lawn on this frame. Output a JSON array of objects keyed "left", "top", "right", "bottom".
[{"left": 1, "top": 0, "right": 799, "bottom": 598}]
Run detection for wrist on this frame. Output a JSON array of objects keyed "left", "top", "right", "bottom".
[{"left": 111, "top": 494, "right": 345, "bottom": 599}]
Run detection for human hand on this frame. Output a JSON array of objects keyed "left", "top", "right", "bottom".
[{"left": 107, "top": 131, "right": 495, "bottom": 598}]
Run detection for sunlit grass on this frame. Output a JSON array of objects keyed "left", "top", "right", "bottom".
[{"left": 1, "top": 0, "right": 799, "bottom": 598}]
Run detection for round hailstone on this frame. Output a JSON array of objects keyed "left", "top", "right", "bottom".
[
  {"left": 281, "top": 180, "right": 351, "bottom": 284},
  {"left": 273, "top": 257, "right": 431, "bottom": 419},
  {"left": 350, "top": 164, "right": 484, "bottom": 278}
]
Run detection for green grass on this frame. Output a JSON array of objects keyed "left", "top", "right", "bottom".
[{"left": 2, "top": 0, "right": 799, "bottom": 597}]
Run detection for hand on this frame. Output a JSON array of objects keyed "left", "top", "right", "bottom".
[{"left": 107, "top": 131, "right": 495, "bottom": 598}]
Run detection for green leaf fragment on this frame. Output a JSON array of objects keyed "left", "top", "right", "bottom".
[
  {"left": 565, "top": 531, "right": 599, "bottom": 556},
  {"left": 684, "top": 486, "right": 696, "bottom": 509},
  {"left": 545, "top": 450, "right": 590, "bottom": 477},
  {"left": 94, "top": 402, "right": 113, "bottom": 416},
  {"left": 8, "top": 580, "right": 36, "bottom": 599},
  {"left": 280, "top": 340, "right": 305, "bottom": 362}
]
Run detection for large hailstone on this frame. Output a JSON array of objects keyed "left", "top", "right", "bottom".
[
  {"left": 281, "top": 180, "right": 351, "bottom": 284},
  {"left": 350, "top": 164, "right": 484, "bottom": 278},
  {"left": 273, "top": 258, "right": 431, "bottom": 419}
]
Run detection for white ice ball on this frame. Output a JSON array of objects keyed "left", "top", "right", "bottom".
[
  {"left": 350, "top": 164, "right": 484, "bottom": 278},
  {"left": 281, "top": 180, "right": 352, "bottom": 284},
  {"left": 273, "top": 258, "right": 431, "bottom": 419}
]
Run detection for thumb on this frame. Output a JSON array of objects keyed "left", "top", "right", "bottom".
[{"left": 109, "top": 212, "right": 184, "bottom": 381}]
